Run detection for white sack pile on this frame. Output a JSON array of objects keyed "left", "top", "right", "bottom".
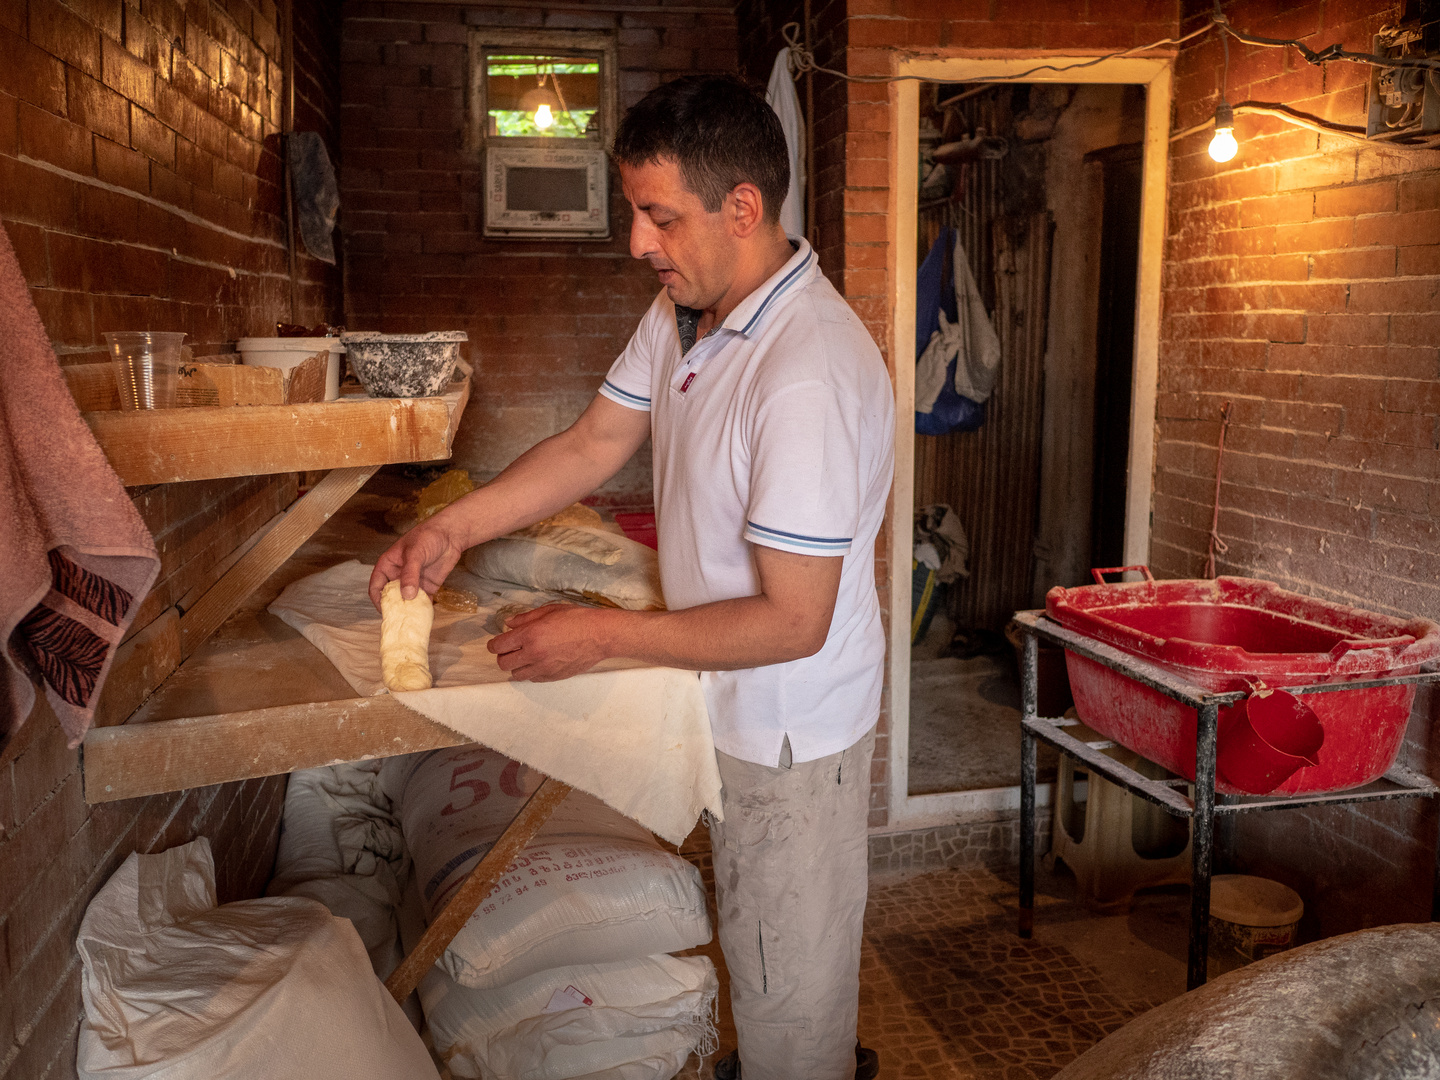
[
  {"left": 268, "top": 748, "right": 718, "bottom": 1080},
  {"left": 76, "top": 838, "right": 437, "bottom": 1080}
]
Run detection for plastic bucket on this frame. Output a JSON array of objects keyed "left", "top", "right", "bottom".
[
  {"left": 236, "top": 337, "right": 344, "bottom": 401},
  {"left": 1216, "top": 689, "right": 1325, "bottom": 795},
  {"left": 106, "top": 331, "right": 184, "bottom": 409}
]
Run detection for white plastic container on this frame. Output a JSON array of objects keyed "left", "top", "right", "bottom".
[{"left": 236, "top": 337, "right": 344, "bottom": 401}]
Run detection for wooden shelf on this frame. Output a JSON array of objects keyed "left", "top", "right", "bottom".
[
  {"left": 82, "top": 485, "right": 473, "bottom": 803},
  {"left": 84, "top": 375, "right": 470, "bottom": 485}
]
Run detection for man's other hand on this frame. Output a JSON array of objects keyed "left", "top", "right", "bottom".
[
  {"left": 489, "top": 604, "right": 611, "bottom": 682},
  {"left": 368, "top": 518, "right": 465, "bottom": 610}
]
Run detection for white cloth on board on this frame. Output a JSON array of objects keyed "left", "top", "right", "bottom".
[
  {"left": 915, "top": 234, "right": 1002, "bottom": 412},
  {"left": 267, "top": 560, "right": 721, "bottom": 845},
  {"left": 765, "top": 47, "right": 806, "bottom": 239}
]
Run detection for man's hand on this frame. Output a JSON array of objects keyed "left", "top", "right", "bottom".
[
  {"left": 368, "top": 515, "right": 466, "bottom": 610},
  {"left": 489, "top": 604, "right": 613, "bottom": 682}
]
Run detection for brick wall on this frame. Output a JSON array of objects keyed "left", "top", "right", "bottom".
[
  {"left": 0, "top": 0, "right": 341, "bottom": 1073},
  {"left": 340, "top": 1, "right": 736, "bottom": 498},
  {"left": 737, "top": 0, "right": 1175, "bottom": 827},
  {"left": 1155, "top": 0, "right": 1440, "bottom": 936}
]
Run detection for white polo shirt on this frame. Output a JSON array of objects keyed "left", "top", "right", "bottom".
[{"left": 599, "top": 239, "right": 895, "bottom": 767}]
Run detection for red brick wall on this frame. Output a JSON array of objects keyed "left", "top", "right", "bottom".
[
  {"left": 0, "top": 0, "right": 340, "bottom": 1072},
  {"left": 739, "top": 0, "right": 1176, "bottom": 827},
  {"left": 340, "top": 2, "right": 736, "bottom": 497},
  {"left": 1156, "top": 0, "right": 1440, "bottom": 936}
]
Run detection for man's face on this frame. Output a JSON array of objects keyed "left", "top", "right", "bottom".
[{"left": 620, "top": 157, "right": 737, "bottom": 312}]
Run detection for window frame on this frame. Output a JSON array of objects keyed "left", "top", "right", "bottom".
[{"left": 466, "top": 29, "right": 618, "bottom": 153}]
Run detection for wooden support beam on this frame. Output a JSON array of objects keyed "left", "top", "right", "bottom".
[
  {"left": 179, "top": 465, "right": 379, "bottom": 658},
  {"left": 82, "top": 695, "right": 468, "bottom": 802},
  {"left": 93, "top": 608, "right": 181, "bottom": 728},
  {"left": 385, "top": 778, "right": 572, "bottom": 1003}
]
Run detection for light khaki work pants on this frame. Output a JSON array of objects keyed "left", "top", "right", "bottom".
[{"left": 708, "top": 726, "right": 876, "bottom": 1080}]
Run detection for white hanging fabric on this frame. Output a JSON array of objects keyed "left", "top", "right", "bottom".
[
  {"left": 765, "top": 48, "right": 806, "bottom": 239},
  {"left": 915, "top": 234, "right": 1002, "bottom": 413}
]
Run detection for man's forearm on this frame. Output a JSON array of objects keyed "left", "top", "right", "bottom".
[{"left": 593, "top": 594, "right": 829, "bottom": 670}]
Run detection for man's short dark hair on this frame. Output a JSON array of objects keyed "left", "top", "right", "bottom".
[{"left": 612, "top": 74, "right": 790, "bottom": 225}]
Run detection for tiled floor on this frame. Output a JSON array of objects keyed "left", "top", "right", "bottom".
[{"left": 674, "top": 833, "right": 1190, "bottom": 1080}]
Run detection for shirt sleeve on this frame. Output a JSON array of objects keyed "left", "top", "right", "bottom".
[
  {"left": 743, "top": 380, "right": 860, "bottom": 557},
  {"left": 597, "top": 295, "right": 663, "bottom": 412}
]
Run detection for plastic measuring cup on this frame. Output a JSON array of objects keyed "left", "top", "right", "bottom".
[{"left": 105, "top": 331, "right": 186, "bottom": 410}]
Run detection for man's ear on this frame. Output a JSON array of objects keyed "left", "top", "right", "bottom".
[{"left": 728, "top": 182, "right": 767, "bottom": 237}]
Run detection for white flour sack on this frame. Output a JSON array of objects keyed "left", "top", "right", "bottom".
[
  {"left": 420, "top": 954, "right": 718, "bottom": 1080},
  {"left": 75, "top": 839, "right": 437, "bottom": 1080},
  {"left": 385, "top": 747, "right": 711, "bottom": 989}
]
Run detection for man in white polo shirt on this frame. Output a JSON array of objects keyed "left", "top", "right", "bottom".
[{"left": 369, "top": 74, "right": 893, "bottom": 1080}]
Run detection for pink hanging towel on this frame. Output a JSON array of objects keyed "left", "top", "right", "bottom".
[{"left": 0, "top": 221, "right": 159, "bottom": 747}]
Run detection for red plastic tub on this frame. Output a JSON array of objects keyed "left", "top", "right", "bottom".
[{"left": 1045, "top": 576, "right": 1440, "bottom": 796}]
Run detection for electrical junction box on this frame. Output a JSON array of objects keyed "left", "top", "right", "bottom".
[{"left": 1366, "top": 0, "right": 1440, "bottom": 140}]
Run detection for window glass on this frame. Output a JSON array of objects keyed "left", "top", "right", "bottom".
[{"left": 486, "top": 54, "right": 601, "bottom": 138}]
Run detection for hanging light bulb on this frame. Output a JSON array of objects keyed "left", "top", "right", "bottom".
[
  {"left": 534, "top": 103, "right": 555, "bottom": 130},
  {"left": 1209, "top": 102, "right": 1238, "bottom": 163}
]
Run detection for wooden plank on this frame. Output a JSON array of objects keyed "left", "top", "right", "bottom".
[
  {"left": 174, "top": 510, "right": 287, "bottom": 614},
  {"left": 82, "top": 695, "right": 469, "bottom": 802},
  {"left": 93, "top": 608, "right": 181, "bottom": 728},
  {"left": 124, "top": 476, "right": 299, "bottom": 640},
  {"left": 65, "top": 362, "right": 284, "bottom": 412},
  {"left": 84, "top": 377, "right": 468, "bottom": 485},
  {"left": 385, "top": 778, "right": 572, "bottom": 1003},
  {"left": 179, "top": 465, "right": 379, "bottom": 658}
]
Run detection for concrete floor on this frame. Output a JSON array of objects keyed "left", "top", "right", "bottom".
[
  {"left": 671, "top": 831, "right": 1190, "bottom": 1079},
  {"left": 908, "top": 653, "right": 1060, "bottom": 795}
]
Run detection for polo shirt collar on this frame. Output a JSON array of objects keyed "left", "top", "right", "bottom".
[{"left": 675, "top": 237, "right": 816, "bottom": 355}]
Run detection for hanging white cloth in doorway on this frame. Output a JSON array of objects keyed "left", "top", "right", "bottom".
[
  {"left": 765, "top": 48, "right": 806, "bottom": 239},
  {"left": 915, "top": 234, "right": 1001, "bottom": 413}
]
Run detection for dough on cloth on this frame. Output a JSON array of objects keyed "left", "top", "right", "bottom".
[{"left": 380, "top": 580, "right": 434, "bottom": 691}]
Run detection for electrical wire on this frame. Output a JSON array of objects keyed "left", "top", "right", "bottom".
[
  {"left": 780, "top": 20, "right": 1212, "bottom": 83},
  {"left": 779, "top": 9, "right": 1440, "bottom": 147}
]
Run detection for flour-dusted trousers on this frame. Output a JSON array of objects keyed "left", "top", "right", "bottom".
[{"left": 708, "top": 725, "right": 876, "bottom": 1080}]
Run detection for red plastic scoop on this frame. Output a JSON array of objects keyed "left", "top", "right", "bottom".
[{"left": 1217, "top": 688, "right": 1325, "bottom": 795}]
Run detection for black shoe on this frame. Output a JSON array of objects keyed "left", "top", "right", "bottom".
[
  {"left": 856, "top": 1043, "right": 880, "bottom": 1080},
  {"left": 711, "top": 1044, "right": 879, "bottom": 1079}
]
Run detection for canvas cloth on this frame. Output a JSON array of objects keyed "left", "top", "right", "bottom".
[
  {"left": 268, "top": 560, "right": 721, "bottom": 845},
  {"left": 0, "top": 220, "right": 159, "bottom": 746}
]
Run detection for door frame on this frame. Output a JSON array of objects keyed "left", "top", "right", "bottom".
[{"left": 885, "top": 54, "right": 1174, "bottom": 831}]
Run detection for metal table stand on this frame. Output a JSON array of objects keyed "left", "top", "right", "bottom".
[{"left": 1014, "top": 609, "right": 1440, "bottom": 990}]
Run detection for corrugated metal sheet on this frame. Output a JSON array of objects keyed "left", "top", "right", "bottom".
[{"left": 915, "top": 94, "right": 1053, "bottom": 633}]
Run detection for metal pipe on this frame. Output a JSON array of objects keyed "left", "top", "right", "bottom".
[
  {"left": 283, "top": 0, "right": 298, "bottom": 324},
  {"left": 802, "top": 0, "right": 815, "bottom": 249},
  {"left": 1188, "top": 701, "right": 1219, "bottom": 990},
  {"left": 1019, "top": 629, "right": 1038, "bottom": 938}
]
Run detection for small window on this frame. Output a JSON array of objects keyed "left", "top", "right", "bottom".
[
  {"left": 467, "top": 30, "right": 617, "bottom": 150},
  {"left": 485, "top": 53, "right": 602, "bottom": 140}
]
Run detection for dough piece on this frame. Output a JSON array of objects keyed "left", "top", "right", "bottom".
[
  {"left": 540, "top": 503, "right": 604, "bottom": 529},
  {"left": 435, "top": 585, "right": 479, "bottom": 613},
  {"left": 380, "top": 580, "right": 434, "bottom": 691}
]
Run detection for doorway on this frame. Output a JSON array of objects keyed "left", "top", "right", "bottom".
[
  {"left": 885, "top": 56, "right": 1173, "bottom": 828},
  {"left": 907, "top": 81, "right": 1146, "bottom": 797}
]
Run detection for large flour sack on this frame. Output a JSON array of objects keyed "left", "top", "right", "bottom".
[
  {"left": 76, "top": 839, "right": 437, "bottom": 1080},
  {"left": 266, "top": 762, "right": 409, "bottom": 979},
  {"left": 385, "top": 747, "right": 711, "bottom": 989},
  {"left": 462, "top": 523, "right": 664, "bottom": 611},
  {"left": 421, "top": 953, "right": 718, "bottom": 1080}
]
